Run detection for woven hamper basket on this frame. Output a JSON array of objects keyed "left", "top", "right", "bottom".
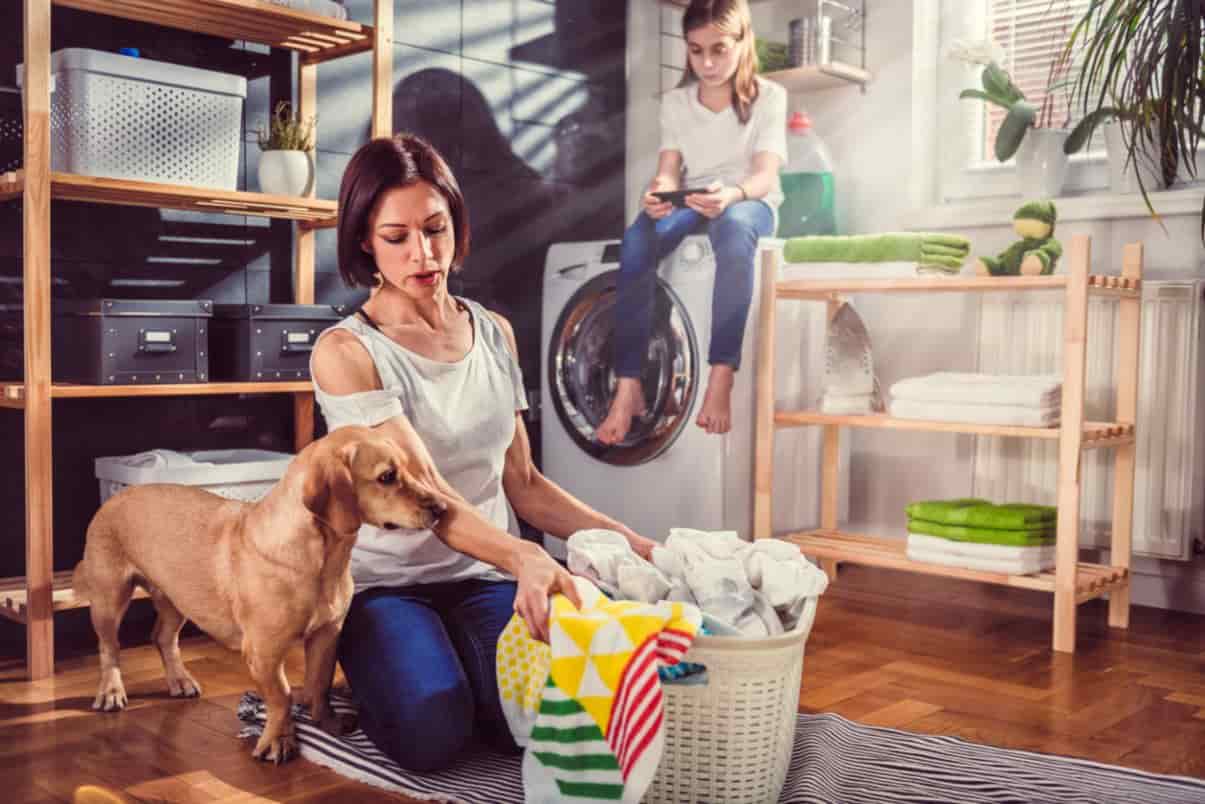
[{"left": 646, "top": 596, "right": 819, "bottom": 804}]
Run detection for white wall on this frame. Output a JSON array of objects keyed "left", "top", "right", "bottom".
[{"left": 627, "top": 0, "right": 1205, "bottom": 614}]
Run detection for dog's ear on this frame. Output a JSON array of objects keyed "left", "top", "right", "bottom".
[{"left": 303, "top": 442, "right": 362, "bottom": 535}]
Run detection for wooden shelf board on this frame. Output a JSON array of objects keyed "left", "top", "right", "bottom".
[
  {"left": 0, "top": 571, "right": 150, "bottom": 623},
  {"left": 774, "top": 274, "right": 1137, "bottom": 298},
  {"left": 763, "top": 61, "right": 872, "bottom": 93},
  {"left": 0, "top": 172, "right": 337, "bottom": 223},
  {"left": 53, "top": 0, "right": 373, "bottom": 63},
  {"left": 0, "top": 381, "right": 313, "bottom": 401},
  {"left": 779, "top": 530, "right": 1129, "bottom": 600},
  {"left": 774, "top": 411, "right": 1133, "bottom": 444}
]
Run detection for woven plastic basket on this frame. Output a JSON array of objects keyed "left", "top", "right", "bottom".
[{"left": 646, "top": 596, "right": 819, "bottom": 804}]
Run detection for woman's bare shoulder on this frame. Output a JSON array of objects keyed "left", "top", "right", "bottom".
[{"left": 312, "top": 327, "right": 383, "bottom": 394}]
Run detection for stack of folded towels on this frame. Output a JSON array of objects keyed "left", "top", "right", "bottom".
[
  {"left": 783, "top": 232, "right": 972, "bottom": 275},
  {"left": 905, "top": 498, "right": 1057, "bottom": 575},
  {"left": 889, "top": 372, "right": 1062, "bottom": 427}
]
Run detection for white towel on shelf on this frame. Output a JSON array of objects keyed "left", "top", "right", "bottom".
[
  {"left": 907, "top": 533, "right": 1055, "bottom": 563},
  {"left": 889, "top": 398, "right": 1060, "bottom": 427},
  {"left": 820, "top": 392, "right": 878, "bottom": 414},
  {"left": 890, "top": 372, "right": 1062, "bottom": 407},
  {"left": 906, "top": 542, "right": 1055, "bottom": 575}
]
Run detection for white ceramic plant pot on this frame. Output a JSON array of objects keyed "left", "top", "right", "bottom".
[
  {"left": 257, "top": 149, "right": 314, "bottom": 197},
  {"left": 1102, "top": 121, "right": 1179, "bottom": 194},
  {"left": 1015, "top": 128, "right": 1070, "bottom": 198}
]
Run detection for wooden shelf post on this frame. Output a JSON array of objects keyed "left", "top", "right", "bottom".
[
  {"left": 1108, "top": 242, "right": 1143, "bottom": 629},
  {"left": 753, "top": 246, "right": 778, "bottom": 540}
]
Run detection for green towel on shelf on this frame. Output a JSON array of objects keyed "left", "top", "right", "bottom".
[
  {"left": 783, "top": 233, "right": 972, "bottom": 271},
  {"left": 907, "top": 517, "right": 1055, "bottom": 547},
  {"left": 904, "top": 498, "right": 1058, "bottom": 529}
]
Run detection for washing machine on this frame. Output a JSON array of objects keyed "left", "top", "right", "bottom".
[{"left": 540, "top": 235, "right": 849, "bottom": 556}]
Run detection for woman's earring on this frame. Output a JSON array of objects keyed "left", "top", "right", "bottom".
[{"left": 372, "top": 271, "right": 384, "bottom": 290}]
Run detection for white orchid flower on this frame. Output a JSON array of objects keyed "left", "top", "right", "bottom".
[{"left": 948, "top": 38, "right": 1006, "bottom": 66}]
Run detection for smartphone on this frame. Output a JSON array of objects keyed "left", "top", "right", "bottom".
[{"left": 650, "top": 188, "right": 710, "bottom": 206}]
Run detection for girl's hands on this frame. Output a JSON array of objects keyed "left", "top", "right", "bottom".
[
  {"left": 513, "top": 541, "right": 582, "bottom": 642},
  {"left": 642, "top": 177, "right": 675, "bottom": 220},
  {"left": 685, "top": 181, "right": 742, "bottom": 219}
]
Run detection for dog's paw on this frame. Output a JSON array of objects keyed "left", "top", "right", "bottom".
[
  {"left": 252, "top": 731, "right": 299, "bottom": 765},
  {"left": 166, "top": 671, "right": 202, "bottom": 699},
  {"left": 92, "top": 670, "right": 128, "bottom": 712}
]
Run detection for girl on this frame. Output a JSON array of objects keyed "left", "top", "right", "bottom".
[
  {"left": 310, "top": 135, "right": 655, "bottom": 771},
  {"left": 597, "top": 0, "right": 786, "bottom": 444}
]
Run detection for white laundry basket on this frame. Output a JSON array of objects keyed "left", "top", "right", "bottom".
[
  {"left": 646, "top": 596, "right": 819, "bottom": 804},
  {"left": 17, "top": 49, "right": 246, "bottom": 190},
  {"left": 95, "top": 448, "right": 293, "bottom": 505}
]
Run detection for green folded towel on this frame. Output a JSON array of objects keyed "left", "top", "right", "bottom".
[
  {"left": 904, "top": 498, "right": 1057, "bottom": 529},
  {"left": 907, "top": 517, "right": 1055, "bottom": 546},
  {"left": 783, "top": 233, "right": 972, "bottom": 269}
]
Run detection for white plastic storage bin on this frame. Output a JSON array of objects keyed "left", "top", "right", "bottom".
[
  {"left": 17, "top": 49, "right": 246, "bottom": 190},
  {"left": 647, "top": 597, "right": 819, "bottom": 804},
  {"left": 95, "top": 448, "right": 293, "bottom": 505}
]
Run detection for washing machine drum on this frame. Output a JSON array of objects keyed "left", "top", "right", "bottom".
[{"left": 548, "top": 270, "right": 698, "bottom": 466}]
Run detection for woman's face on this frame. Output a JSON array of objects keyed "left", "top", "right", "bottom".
[
  {"left": 686, "top": 23, "right": 741, "bottom": 88},
  {"left": 362, "top": 180, "right": 455, "bottom": 297}
]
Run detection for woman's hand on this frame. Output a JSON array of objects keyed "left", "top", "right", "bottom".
[
  {"left": 685, "top": 181, "right": 742, "bottom": 219},
  {"left": 620, "top": 528, "right": 658, "bottom": 561},
  {"left": 642, "top": 177, "right": 676, "bottom": 220},
  {"left": 513, "top": 541, "right": 582, "bottom": 642}
]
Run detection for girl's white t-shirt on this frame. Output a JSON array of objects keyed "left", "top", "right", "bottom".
[{"left": 660, "top": 76, "right": 788, "bottom": 210}]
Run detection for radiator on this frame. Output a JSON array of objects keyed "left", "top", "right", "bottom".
[{"left": 972, "top": 281, "right": 1205, "bottom": 560}]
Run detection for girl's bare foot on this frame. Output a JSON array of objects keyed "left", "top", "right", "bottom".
[
  {"left": 697, "top": 364, "right": 735, "bottom": 434},
  {"left": 597, "top": 378, "right": 647, "bottom": 444}
]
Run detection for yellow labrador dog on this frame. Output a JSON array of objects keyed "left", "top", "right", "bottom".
[{"left": 72, "top": 425, "right": 445, "bottom": 763}]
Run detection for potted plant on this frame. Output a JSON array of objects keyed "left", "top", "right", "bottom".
[
  {"left": 955, "top": 23, "right": 1088, "bottom": 200},
  {"left": 255, "top": 100, "right": 316, "bottom": 197},
  {"left": 1060, "top": 0, "right": 1204, "bottom": 235}
]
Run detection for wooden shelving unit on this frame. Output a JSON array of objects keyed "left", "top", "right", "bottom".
[
  {"left": 753, "top": 235, "right": 1143, "bottom": 654},
  {"left": 10, "top": 0, "right": 394, "bottom": 679},
  {"left": 762, "top": 61, "right": 872, "bottom": 93}
]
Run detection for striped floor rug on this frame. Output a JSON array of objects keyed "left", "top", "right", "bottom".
[{"left": 237, "top": 692, "right": 1205, "bottom": 803}]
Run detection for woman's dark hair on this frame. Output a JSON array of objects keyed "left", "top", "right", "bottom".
[{"left": 336, "top": 133, "right": 470, "bottom": 288}]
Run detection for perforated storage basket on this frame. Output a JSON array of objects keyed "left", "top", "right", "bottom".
[
  {"left": 17, "top": 49, "right": 246, "bottom": 190},
  {"left": 646, "top": 596, "right": 819, "bottom": 804},
  {"left": 95, "top": 448, "right": 292, "bottom": 505}
]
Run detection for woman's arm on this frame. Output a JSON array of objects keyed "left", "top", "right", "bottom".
[
  {"left": 311, "top": 330, "right": 580, "bottom": 639},
  {"left": 489, "top": 314, "right": 657, "bottom": 559}
]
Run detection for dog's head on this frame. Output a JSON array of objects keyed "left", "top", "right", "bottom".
[{"left": 302, "top": 432, "right": 447, "bottom": 536}]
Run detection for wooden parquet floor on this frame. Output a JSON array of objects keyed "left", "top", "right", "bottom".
[{"left": 1, "top": 565, "right": 1202, "bottom": 803}]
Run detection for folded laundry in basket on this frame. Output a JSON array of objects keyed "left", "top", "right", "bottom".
[
  {"left": 907, "top": 516, "right": 1055, "bottom": 546},
  {"left": 890, "top": 397, "right": 1059, "bottom": 427},
  {"left": 497, "top": 575, "right": 701, "bottom": 804},
  {"left": 906, "top": 539, "right": 1054, "bottom": 575},
  {"left": 908, "top": 532, "right": 1055, "bottom": 563},
  {"left": 905, "top": 498, "right": 1057, "bottom": 529},
  {"left": 783, "top": 233, "right": 971, "bottom": 272},
  {"left": 890, "top": 372, "right": 1062, "bottom": 408}
]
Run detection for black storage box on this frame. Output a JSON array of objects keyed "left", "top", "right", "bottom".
[
  {"left": 53, "top": 298, "right": 213, "bottom": 385},
  {"left": 209, "top": 304, "right": 347, "bottom": 381}
]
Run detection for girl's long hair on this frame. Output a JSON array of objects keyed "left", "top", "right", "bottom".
[{"left": 678, "top": 0, "right": 759, "bottom": 124}]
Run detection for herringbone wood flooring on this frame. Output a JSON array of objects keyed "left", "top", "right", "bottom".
[{"left": 1, "top": 565, "right": 1202, "bottom": 802}]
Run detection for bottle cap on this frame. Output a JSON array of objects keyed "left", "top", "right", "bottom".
[
  {"left": 118, "top": 47, "right": 140, "bottom": 58},
  {"left": 788, "top": 111, "right": 812, "bottom": 132}
]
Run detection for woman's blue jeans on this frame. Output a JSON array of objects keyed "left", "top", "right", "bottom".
[
  {"left": 337, "top": 578, "right": 520, "bottom": 772},
  {"left": 613, "top": 200, "right": 775, "bottom": 377}
]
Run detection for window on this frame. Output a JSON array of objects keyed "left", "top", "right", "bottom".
[{"left": 932, "top": 0, "right": 1108, "bottom": 202}]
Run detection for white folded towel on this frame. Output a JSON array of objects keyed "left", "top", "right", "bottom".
[
  {"left": 906, "top": 543, "right": 1055, "bottom": 575},
  {"left": 889, "top": 398, "right": 1059, "bottom": 427},
  {"left": 890, "top": 372, "right": 1062, "bottom": 408},
  {"left": 907, "top": 533, "right": 1055, "bottom": 563}
]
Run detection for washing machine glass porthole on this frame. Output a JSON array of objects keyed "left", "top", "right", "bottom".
[{"left": 547, "top": 269, "right": 699, "bottom": 466}]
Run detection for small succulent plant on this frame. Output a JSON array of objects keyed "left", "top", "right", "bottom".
[{"left": 255, "top": 101, "right": 316, "bottom": 152}]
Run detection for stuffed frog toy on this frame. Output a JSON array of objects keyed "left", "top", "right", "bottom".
[{"left": 975, "top": 201, "right": 1063, "bottom": 276}]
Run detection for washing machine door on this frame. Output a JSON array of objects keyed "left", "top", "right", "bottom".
[{"left": 548, "top": 269, "right": 698, "bottom": 466}]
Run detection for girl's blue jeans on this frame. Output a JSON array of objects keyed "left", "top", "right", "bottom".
[
  {"left": 613, "top": 200, "right": 775, "bottom": 377},
  {"left": 337, "top": 578, "right": 520, "bottom": 772}
]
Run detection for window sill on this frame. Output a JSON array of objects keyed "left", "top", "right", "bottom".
[{"left": 902, "top": 186, "right": 1205, "bottom": 231}]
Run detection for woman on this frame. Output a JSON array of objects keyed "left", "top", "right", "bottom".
[
  {"left": 597, "top": 0, "right": 786, "bottom": 444},
  {"left": 310, "top": 134, "right": 656, "bottom": 771}
]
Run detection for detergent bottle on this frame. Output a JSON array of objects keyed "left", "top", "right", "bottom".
[{"left": 776, "top": 110, "right": 837, "bottom": 237}]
